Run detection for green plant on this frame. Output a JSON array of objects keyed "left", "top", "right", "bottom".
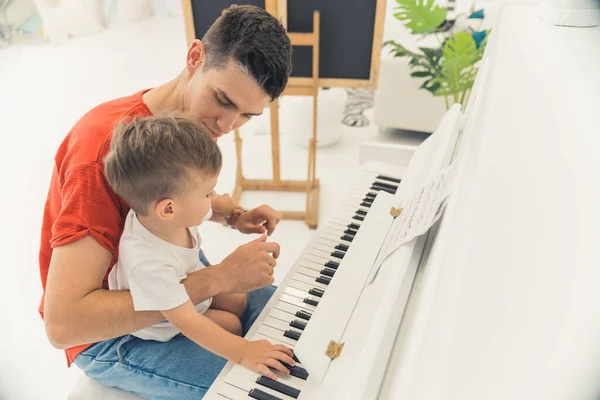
[{"left": 385, "top": 0, "right": 490, "bottom": 109}]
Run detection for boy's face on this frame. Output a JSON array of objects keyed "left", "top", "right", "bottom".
[
  {"left": 183, "top": 42, "right": 270, "bottom": 140},
  {"left": 172, "top": 170, "right": 218, "bottom": 228}
]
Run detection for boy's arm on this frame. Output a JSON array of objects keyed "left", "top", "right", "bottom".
[{"left": 163, "top": 300, "right": 295, "bottom": 379}]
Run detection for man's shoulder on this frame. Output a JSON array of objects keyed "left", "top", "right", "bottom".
[{"left": 57, "top": 90, "right": 153, "bottom": 166}]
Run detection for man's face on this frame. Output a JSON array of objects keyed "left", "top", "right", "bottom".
[{"left": 182, "top": 48, "right": 270, "bottom": 141}]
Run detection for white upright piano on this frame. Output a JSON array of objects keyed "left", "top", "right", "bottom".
[{"left": 206, "top": 3, "right": 600, "bottom": 400}]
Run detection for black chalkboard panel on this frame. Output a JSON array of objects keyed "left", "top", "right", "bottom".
[{"left": 187, "top": 0, "right": 382, "bottom": 86}]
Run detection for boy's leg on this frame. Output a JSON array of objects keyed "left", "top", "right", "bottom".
[
  {"left": 204, "top": 308, "right": 242, "bottom": 335},
  {"left": 74, "top": 334, "right": 227, "bottom": 400},
  {"left": 241, "top": 285, "right": 276, "bottom": 336},
  {"left": 200, "top": 249, "right": 276, "bottom": 336}
]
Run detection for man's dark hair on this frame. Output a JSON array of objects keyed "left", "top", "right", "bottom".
[{"left": 202, "top": 5, "right": 292, "bottom": 100}]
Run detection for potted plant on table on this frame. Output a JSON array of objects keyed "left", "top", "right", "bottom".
[{"left": 384, "top": 0, "right": 490, "bottom": 109}]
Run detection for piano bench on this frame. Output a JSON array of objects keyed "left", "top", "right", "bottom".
[{"left": 68, "top": 375, "right": 146, "bottom": 400}]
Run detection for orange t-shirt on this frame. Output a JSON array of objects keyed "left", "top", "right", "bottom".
[{"left": 39, "top": 90, "right": 152, "bottom": 365}]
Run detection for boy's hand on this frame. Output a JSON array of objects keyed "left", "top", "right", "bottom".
[
  {"left": 234, "top": 205, "right": 282, "bottom": 236},
  {"left": 240, "top": 340, "right": 295, "bottom": 379}
]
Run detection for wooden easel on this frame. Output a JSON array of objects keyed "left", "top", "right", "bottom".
[{"left": 232, "top": 3, "right": 320, "bottom": 229}]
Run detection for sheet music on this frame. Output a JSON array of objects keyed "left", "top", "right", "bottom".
[{"left": 366, "top": 162, "right": 457, "bottom": 286}]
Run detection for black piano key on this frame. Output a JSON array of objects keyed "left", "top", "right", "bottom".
[
  {"left": 282, "top": 362, "right": 309, "bottom": 380},
  {"left": 316, "top": 276, "right": 331, "bottom": 285},
  {"left": 377, "top": 174, "right": 401, "bottom": 184},
  {"left": 309, "top": 288, "right": 324, "bottom": 298},
  {"left": 335, "top": 244, "right": 349, "bottom": 252},
  {"left": 325, "top": 261, "right": 339, "bottom": 269},
  {"left": 348, "top": 223, "right": 360, "bottom": 230},
  {"left": 249, "top": 388, "right": 282, "bottom": 400},
  {"left": 374, "top": 180, "right": 399, "bottom": 190},
  {"left": 295, "top": 310, "right": 312, "bottom": 321},
  {"left": 256, "top": 377, "right": 301, "bottom": 399},
  {"left": 365, "top": 192, "right": 376, "bottom": 199},
  {"left": 352, "top": 215, "right": 365, "bottom": 222},
  {"left": 330, "top": 251, "right": 345, "bottom": 259},
  {"left": 303, "top": 298, "right": 319, "bottom": 307},
  {"left": 283, "top": 329, "right": 302, "bottom": 341},
  {"left": 290, "top": 319, "right": 307, "bottom": 330},
  {"left": 370, "top": 185, "right": 396, "bottom": 194},
  {"left": 344, "top": 228, "right": 357, "bottom": 236},
  {"left": 362, "top": 195, "right": 374, "bottom": 202},
  {"left": 356, "top": 209, "right": 367, "bottom": 217},
  {"left": 342, "top": 233, "right": 355, "bottom": 242},
  {"left": 320, "top": 268, "right": 336, "bottom": 277},
  {"left": 360, "top": 201, "right": 372, "bottom": 208}
]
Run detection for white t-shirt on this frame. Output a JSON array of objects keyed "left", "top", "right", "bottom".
[{"left": 108, "top": 209, "right": 213, "bottom": 342}]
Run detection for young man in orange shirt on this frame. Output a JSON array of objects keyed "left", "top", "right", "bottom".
[{"left": 39, "top": 6, "right": 292, "bottom": 399}]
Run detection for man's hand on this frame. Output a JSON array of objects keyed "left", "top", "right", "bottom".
[
  {"left": 234, "top": 205, "right": 282, "bottom": 236},
  {"left": 217, "top": 235, "right": 280, "bottom": 293}
]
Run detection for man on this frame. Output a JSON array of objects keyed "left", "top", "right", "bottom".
[{"left": 39, "top": 5, "right": 292, "bottom": 399}]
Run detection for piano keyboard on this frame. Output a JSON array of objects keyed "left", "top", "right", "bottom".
[{"left": 207, "top": 169, "right": 402, "bottom": 400}]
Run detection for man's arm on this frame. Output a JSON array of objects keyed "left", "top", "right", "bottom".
[{"left": 43, "top": 236, "right": 226, "bottom": 349}]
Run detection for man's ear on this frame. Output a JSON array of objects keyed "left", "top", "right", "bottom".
[
  {"left": 186, "top": 39, "right": 206, "bottom": 74},
  {"left": 155, "top": 199, "right": 176, "bottom": 221}
]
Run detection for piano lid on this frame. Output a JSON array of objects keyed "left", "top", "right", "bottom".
[
  {"left": 293, "top": 105, "right": 462, "bottom": 390},
  {"left": 382, "top": 4, "right": 600, "bottom": 400}
]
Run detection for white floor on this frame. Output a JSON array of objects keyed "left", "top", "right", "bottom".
[{"left": 0, "top": 15, "right": 425, "bottom": 400}]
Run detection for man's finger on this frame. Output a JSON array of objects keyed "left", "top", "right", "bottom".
[
  {"left": 266, "top": 255, "right": 277, "bottom": 267},
  {"left": 265, "top": 216, "right": 278, "bottom": 236},
  {"left": 263, "top": 242, "right": 281, "bottom": 259}
]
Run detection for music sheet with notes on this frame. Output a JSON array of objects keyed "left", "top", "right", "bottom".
[{"left": 367, "top": 162, "right": 457, "bottom": 285}]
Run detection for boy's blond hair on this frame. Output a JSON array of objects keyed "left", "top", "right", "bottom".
[{"left": 104, "top": 115, "right": 222, "bottom": 215}]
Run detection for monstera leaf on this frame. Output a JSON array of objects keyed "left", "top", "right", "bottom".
[
  {"left": 433, "top": 33, "right": 481, "bottom": 97},
  {"left": 393, "top": 0, "right": 447, "bottom": 34}
]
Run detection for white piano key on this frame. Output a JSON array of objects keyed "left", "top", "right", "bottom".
[
  {"left": 330, "top": 217, "right": 361, "bottom": 228},
  {"left": 251, "top": 333, "right": 295, "bottom": 349},
  {"left": 303, "top": 253, "right": 330, "bottom": 265},
  {"left": 225, "top": 372, "right": 296, "bottom": 400},
  {"left": 298, "top": 261, "right": 327, "bottom": 274},
  {"left": 274, "top": 300, "right": 306, "bottom": 316},
  {"left": 280, "top": 293, "right": 316, "bottom": 312},
  {"left": 318, "top": 231, "right": 351, "bottom": 244},
  {"left": 290, "top": 273, "right": 327, "bottom": 289},
  {"left": 263, "top": 316, "right": 292, "bottom": 332},
  {"left": 312, "top": 242, "right": 335, "bottom": 253},
  {"left": 229, "top": 365, "right": 306, "bottom": 391},
  {"left": 287, "top": 279, "right": 321, "bottom": 294},
  {"left": 257, "top": 325, "right": 297, "bottom": 346},
  {"left": 314, "top": 236, "right": 340, "bottom": 247},
  {"left": 284, "top": 286, "right": 319, "bottom": 303},
  {"left": 218, "top": 382, "right": 250, "bottom": 400},
  {"left": 296, "top": 266, "right": 321, "bottom": 278},
  {"left": 269, "top": 307, "right": 296, "bottom": 322},
  {"left": 307, "top": 249, "right": 338, "bottom": 262}
]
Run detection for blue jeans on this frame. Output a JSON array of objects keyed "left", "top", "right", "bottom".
[{"left": 75, "top": 250, "right": 276, "bottom": 399}]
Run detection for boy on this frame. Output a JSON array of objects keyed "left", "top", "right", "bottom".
[{"left": 104, "top": 115, "right": 294, "bottom": 383}]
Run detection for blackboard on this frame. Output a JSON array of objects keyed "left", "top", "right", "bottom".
[{"left": 184, "top": 0, "right": 385, "bottom": 89}]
